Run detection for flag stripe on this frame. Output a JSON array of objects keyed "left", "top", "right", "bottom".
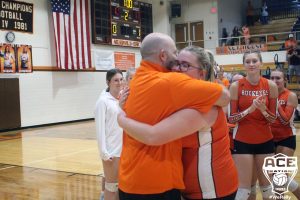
[
  {"left": 51, "top": 0, "right": 92, "bottom": 70},
  {"left": 80, "top": 0, "right": 86, "bottom": 69},
  {"left": 73, "top": 0, "right": 79, "bottom": 70},
  {"left": 70, "top": 1, "right": 76, "bottom": 70},
  {"left": 85, "top": 0, "right": 92, "bottom": 68},
  {"left": 68, "top": 12, "right": 74, "bottom": 70},
  {"left": 59, "top": 13, "right": 65, "bottom": 69},
  {"left": 53, "top": 13, "right": 60, "bottom": 68},
  {"left": 74, "top": 0, "right": 83, "bottom": 69}
]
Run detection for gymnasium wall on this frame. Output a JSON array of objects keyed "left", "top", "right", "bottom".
[
  {"left": 18, "top": 72, "right": 105, "bottom": 127},
  {"left": 0, "top": 0, "right": 169, "bottom": 127},
  {"left": 170, "top": 0, "right": 219, "bottom": 51},
  {"left": 218, "top": 0, "right": 245, "bottom": 39}
]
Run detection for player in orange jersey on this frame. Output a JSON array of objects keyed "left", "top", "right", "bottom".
[
  {"left": 228, "top": 50, "right": 278, "bottom": 200},
  {"left": 229, "top": 73, "right": 259, "bottom": 200},
  {"left": 270, "top": 69, "right": 300, "bottom": 199},
  {"left": 118, "top": 46, "right": 238, "bottom": 199}
]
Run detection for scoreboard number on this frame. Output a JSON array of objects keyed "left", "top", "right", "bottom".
[
  {"left": 112, "top": 24, "right": 117, "bottom": 34},
  {"left": 91, "top": 0, "right": 152, "bottom": 47},
  {"left": 124, "top": 0, "right": 133, "bottom": 8}
]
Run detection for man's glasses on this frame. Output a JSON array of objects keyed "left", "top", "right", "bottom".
[
  {"left": 270, "top": 76, "right": 281, "bottom": 80},
  {"left": 176, "top": 61, "right": 203, "bottom": 72}
]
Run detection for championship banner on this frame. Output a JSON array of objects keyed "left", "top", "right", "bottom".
[
  {"left": 0, "top": 0, "right": 34, "bottom": 33},
  {"left": 0, "top": 43, "right": 33, "bottom": 73},
  {"left": 216, "top": 44, "right": 268, "bottom": 55}
]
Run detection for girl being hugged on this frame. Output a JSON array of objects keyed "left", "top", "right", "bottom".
[{"left": 228, "top": 51, "right": 278, "bottom": 200}]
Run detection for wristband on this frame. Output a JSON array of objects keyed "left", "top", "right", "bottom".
[
  {"left": 262, "top": 111, "right": 269, "bottom": 118},
  {"left": 242, "top": 108, "right": 250, "bottom": 117}
]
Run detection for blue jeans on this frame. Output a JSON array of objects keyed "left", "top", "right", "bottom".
[{"left": 261, "top": 16, "right": 268, "bottom": 24}]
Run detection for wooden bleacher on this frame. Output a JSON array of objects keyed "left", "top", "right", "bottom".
[
  {"left": 249, "top": 18, "right": 297, "bottom": 51},
  {"left": 287, "top": 83, "right": 300, "bottom": 90},
  {"left": 250, "top": 18, "right": 296, "bottom": 36}
]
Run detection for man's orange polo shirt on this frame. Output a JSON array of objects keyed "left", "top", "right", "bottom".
[{"left": 119, "top": 60, "right": 223, "bottom": 194}]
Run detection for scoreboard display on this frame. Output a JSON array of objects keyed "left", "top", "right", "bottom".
[{"left": 91, "top": 0, "right": 152, "bottom": 47}]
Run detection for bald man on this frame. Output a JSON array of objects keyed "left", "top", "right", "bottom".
[
  {"left": 118, "top": 33, "right": 230, "bottom": 200},
  {"left": 231, "top": 73, "right": 245, "bottom": 83}
]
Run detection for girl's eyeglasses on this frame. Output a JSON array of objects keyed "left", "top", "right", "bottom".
[{"left": 176, "top": 61, "right": 203, "bottom": 72}]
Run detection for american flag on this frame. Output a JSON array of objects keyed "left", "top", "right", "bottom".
[{"left": 51, "top": 0, "right": 92, "bottom": 70}]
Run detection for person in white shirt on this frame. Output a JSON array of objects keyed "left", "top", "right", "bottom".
[
  {"left": 261, "top": 1, "right": 268, "bottom": 25},
  {"left": 95, "top": 68, "right": 124, "bottom": 200}
]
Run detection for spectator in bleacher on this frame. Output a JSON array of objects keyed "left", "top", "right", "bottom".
[
  {"left": 231, "top": 26, "right": 241, "bottom": 45},
  {"left": 285, "top": 33, "right": 297, "bottom": 51},
  {"left": 246, "top": 0, "right": 254, "bottom": 26},
  {"left": 221, "top": 28, "right": 228, "bottom": 46},
  {"left": 287, "top": 41, "right": 300, "bottom": 83},
  {"left": 260, "top": 1, "right": 268, "bottom": 25},
  {"left": 267, "top": 35, "right": 276, "bottom": 43},
  {"left": 242, "top": 25, "right": 250, "bottom": 45},
  {"left": 263, "top": 66, "right": 271, "bottom": 79}
]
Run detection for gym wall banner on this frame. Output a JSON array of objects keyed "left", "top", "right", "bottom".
[
  {"left": 216, "top": 44, "right": 268, "bottom": 55},
  {"left": 0, "top": 0, "right": 34, "bottom": 33},
  {"left": 0, "top": 43, "right": 33, "bottom": 73}
]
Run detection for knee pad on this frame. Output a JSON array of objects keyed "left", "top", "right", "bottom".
[
  {"left": 288, "top": 178, "right": 299, "bottom": 192},
  {"left": 260, "top": 185, "right": 273, "bottom": 199},
  {"left": 105, "top": 182, "right": 118, "bottom": 192},
  {"left": 235, "top": 188, "right": 250, "bottom": 200},
  {"left": 250, "top": 185, "right": 257, "bottom": 195}
]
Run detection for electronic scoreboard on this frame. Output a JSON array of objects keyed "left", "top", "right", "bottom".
[{"left": 91, "top": 0, "right": 152, "bottom": 47}]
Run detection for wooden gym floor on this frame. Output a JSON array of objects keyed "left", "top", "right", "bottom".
[
  {"left": 0, "top": 121, "right": 102, "bottom": 200},
  {"left": 0, "top": 121, "right": 300, "bottom": 199}
]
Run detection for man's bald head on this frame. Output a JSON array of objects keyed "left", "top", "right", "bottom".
[
  {"left": 232, "top": 74, "right": 245, "bottom": 83},
  {"left": 140, "top": 33, "right": 175, "bottom": 60}
]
